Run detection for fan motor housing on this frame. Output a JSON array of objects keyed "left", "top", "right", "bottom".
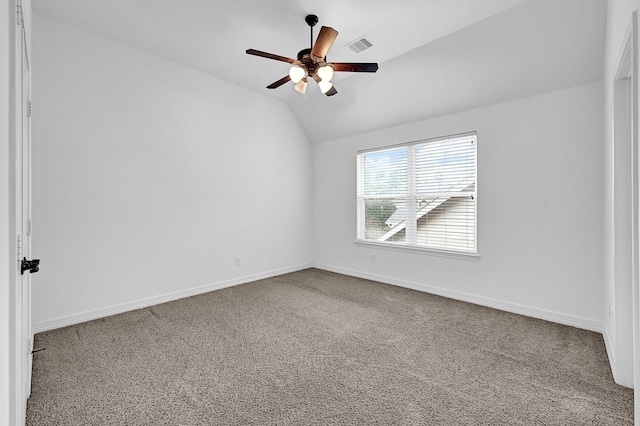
[
  {"left": 296, "top": 48, "right": 321, "bottom": 77},
  {"left": 297, "top": 48, "right": 312, "bottom": 61}
]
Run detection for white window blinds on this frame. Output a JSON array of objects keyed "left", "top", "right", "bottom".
[{"left": 357, "top": 133, "right": 477, "bottom": 255}]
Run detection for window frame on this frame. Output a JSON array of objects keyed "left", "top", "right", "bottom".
[{"left": 356, "top": 132, "right": 479, "bottom": 260}]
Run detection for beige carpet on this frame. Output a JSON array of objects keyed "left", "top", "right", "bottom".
[{"left": 26, "top": 268, "right": 633, "bottom": 425}]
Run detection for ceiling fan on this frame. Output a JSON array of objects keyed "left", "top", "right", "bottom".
[{"left": 246, "top": 14, "right": 379, "bottom": 97}]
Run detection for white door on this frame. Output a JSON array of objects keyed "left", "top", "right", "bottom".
[{"left": 15, "top": 0, "right": 35, "bottom": 419}]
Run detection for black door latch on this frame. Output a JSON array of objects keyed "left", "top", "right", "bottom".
[{"left": 21, "top": 257, "right": 40, "bottom": 275}]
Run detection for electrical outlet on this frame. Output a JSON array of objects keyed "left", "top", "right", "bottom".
[
  {"left": 235, "top": 256, "right": 241, "bottom": 266},
  {"left": 370, "top": 254, "right": 376, "bottom": 263}
]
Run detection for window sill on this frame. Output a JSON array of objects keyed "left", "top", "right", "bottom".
[{"left": 354, "top": 240, "right": 480, "bottom": 261}]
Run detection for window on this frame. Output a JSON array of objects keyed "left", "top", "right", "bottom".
[{"left": 357, "top": 132, "right": 477, "bottom": 256}]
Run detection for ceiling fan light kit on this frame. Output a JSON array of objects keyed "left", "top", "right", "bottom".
[
  {"left": 246, "top": 14, "right": 378, "bottom": 97},
  {"left": 317, "top": 65, "right": 333, "bottom": 82},
  {"left": 318, "top": 80, "right": 333, "bottom": 94},
  {"left": 289, "top": 65, "right": 306, "bottom": 84},
  {"left": 294, "top": 78, "right": 308, "bottom": 95}
]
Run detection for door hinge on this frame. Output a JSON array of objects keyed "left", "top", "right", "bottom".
[
  {"left": 17, "top": 1, "right": 23, "bottom": 26},
  {"left": 17, "top": 235, "right": 22, "bottom": 258},
  {"left": 27, "top": 338, "right": 32, "bottom": 355},
  {"left": 27, "top": 219, "right": 32, "bottom": 236},
  {"left": 27, "top": 100, "right": 32, "bottom": 117}
]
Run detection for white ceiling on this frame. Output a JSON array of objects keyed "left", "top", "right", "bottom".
[
  {"left": 290, "top": 0, "right": 606, "bottom": 142},
  {"left": 32, "top": 0, "right": 605, "bottom": 142}
]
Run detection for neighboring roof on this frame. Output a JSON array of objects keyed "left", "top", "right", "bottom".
[{"left": 379, "top": 175, "right": 475, "bottom": 242}]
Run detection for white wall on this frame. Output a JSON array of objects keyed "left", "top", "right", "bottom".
[
  {"left": 313, "top": 82, "right": 604, "bottom": 331},
  {"left": 603, "top": 0, "right": 640, "bottom": 389},
  {"left": 31, "top": 14, "right": 312, "bottom": 331}
]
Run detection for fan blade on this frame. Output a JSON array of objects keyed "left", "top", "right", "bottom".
[
  {"left": 325, "top": 86, "right": 338, "bottom": 97},
  {"left": 246, "top": 49, "right": 295, "bottom": 64},
  {"left": 332, "top": 62, "right": 379, "bottom": 73},
  {"left": 311, "top": 26, "right": 338, "bottom": 62},
  {"left": 266, "top": 75, "right": 291, "bottom": 89}
]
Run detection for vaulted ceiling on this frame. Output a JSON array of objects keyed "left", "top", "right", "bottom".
[{"left": 33, "top": 0, "right": 605, "bottom": 142}]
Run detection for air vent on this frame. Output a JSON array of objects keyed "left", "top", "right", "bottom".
[{"left": 346, "top": 36, "right": 374, "bottom": 53}]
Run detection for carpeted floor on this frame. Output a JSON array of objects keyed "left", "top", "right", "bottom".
[{"left": 26, "top": 268, "right": 633, "bottom": 425}]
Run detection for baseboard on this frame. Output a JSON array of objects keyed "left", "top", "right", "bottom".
[
  {"left": 35, "top": 262, "right": 604, "bottom": 335},
  {"left": 33, "top": 263, "right": 313, "bottom": 334},
  {"left": 603, "top": 326, "right": 617, "bottom": 378},
  {"left": 313, "top": 263, "right": 604, "bottom": 333}
]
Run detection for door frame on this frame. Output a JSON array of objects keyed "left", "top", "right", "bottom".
[
  {"left": 614, "top": 10, "right": 640, "bottom": 423},
  {"left": 611, "top": 10, "right": 635, "bottom": 390},
  {"left": 632, "top": 13, "right": 640, "bottom": 423},
  {"left": 16, "top": 0, "right": 33, "bottom": 406},
  {"left": 9, "top": 0, "right": 33, "bottom": 424}
]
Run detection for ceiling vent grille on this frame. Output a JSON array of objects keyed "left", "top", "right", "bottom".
[{"left": 346, "top": 36, "right": 374, "bottom": 53}]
